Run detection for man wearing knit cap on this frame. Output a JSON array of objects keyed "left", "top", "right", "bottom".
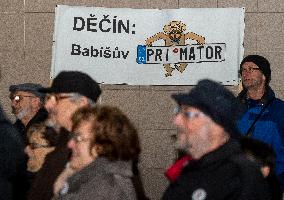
[
  {"left": 9, "top": 83, "right": 48, "bottom": 200},
  {"left": 9, "top": 83, "right": 48, "bottom": 144},
  {"left": 27, "top": 71, "right": 101, "bottom": 200},
  {"left": 163, "top": 79, "right": 270, "bottom": 200},
  {"left": 32, "top": 71, "right": 148, "bottom": 200},
  {"left": 237, "top": 55, "right": 284, "bottom": 189},
  {"left": 41, "top": 71, "right": 101, "bottom": 132}
]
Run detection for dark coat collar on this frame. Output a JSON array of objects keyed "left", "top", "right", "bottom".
[
  {"left": 184, "top": 139, "right": 241, "bottom": 171},
  {"left": 238, "top": 86, "right": 275, "bottom": 105}
]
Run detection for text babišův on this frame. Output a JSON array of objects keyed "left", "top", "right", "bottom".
[{"left": 71, "top": 44, "right": 129, "bottom": 59}]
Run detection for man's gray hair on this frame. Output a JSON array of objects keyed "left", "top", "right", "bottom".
[{"left": 69, "top": 93, "right": 95, "bottom": 107}]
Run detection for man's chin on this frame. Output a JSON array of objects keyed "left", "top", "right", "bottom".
[
  {"left": 16, "top": 109, "right": 29, "bottom": 120},
  {"left": 242, "top": 80, "right": 256, "bottom": 88},
  {"left": 27, "top": 163, "right": 40, "bottom": 172},
  {"left": 176, "top": 141, "right": 190, "bottom": 153}
]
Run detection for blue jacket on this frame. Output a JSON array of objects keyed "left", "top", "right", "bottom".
[{"left": 237, "top": 87, "right": 284, "bottom": 187}]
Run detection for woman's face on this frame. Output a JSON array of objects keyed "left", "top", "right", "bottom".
[
  {"left": 67, "top": 120, "right": 96, "bottom": 171},
  {"left": 25, "top": 131, "right": 55, "bottom": 172}
]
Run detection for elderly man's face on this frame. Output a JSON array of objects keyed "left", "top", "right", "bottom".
[
  {"left": 10, "top": 91, "right": 38, "bottom": 120},
  {"left": 44, "top": 93, "right": 84, "bottom": 131},
  {"left": 68, "top": 120, "right": 95, "bottom": 171},
  {"left": 173, "top": 106, "right": 213, "bottom": 159}
]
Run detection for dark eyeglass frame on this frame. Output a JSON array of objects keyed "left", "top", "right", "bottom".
[
  {"left": 45, "top": 94, "right": 74, "bottom": 103},
  {"left": 174, "top": 107, "right": 204, "bottom": 119},
  {"left": 27, "top": 143, "right": 51, "bottom": 150},
  {"left": 69, "top": 132, "right": 92, "bottom": 143},
  {"left": 239, "top": 67, "right": 261, "bottom": 74},
  {"left": 10, "top": 95, "right": 36, "bottom": 102}
]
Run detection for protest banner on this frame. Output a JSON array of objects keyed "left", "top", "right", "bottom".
[{"left": 52, "top": 6, "right": 245, "bottom": 85}]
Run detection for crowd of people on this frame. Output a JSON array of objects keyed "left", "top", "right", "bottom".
[{"left": 0, "top": 54, "right": 284, "bottom": 200}]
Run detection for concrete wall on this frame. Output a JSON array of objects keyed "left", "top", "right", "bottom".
[{"left": 0, "top": 1, "right": 283, "bottom": 199}]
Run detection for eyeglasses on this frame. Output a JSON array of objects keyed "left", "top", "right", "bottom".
[
  {"left": 239, "top": 67, "right": 260, "bottom": 74},
  {"left": 69, "top": 132, "right": 92, "bottom": 143},
  {"left": 174, "top": 107, "right": 204, "bottom": 119},
  {"left": 10, "top": 95, "right": 36, "bottom": 102},
  {"left": 45, "top": 94, "right": 74, "bottom": 103},
  {"left": 27, "top": 143, "right": 51, "bottom": 150}
]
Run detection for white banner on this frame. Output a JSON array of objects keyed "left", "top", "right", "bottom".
[{"left": 52, "top": 5, "right": 245, "bottom": 85}]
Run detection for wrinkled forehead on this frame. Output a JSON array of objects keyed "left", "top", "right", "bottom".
[
  {"left": 74, "top": 117, "right": 94, "bottom": 129},
  {"left": 11, "top": 90, "right": 36, "bottom": 97},
  {"left": 241, "top": 61, "right": 259, "bottom": 69},
  {"left": 179, "top": 105, "right": 203, "bottom": 113},
  {"left": 29, "top": 131, "right": 45, "bottom": 142},
  {"left": 55, "top": 92, "right": 72, "bottom": 95}
]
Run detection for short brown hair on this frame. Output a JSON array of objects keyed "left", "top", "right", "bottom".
[
  {"left": 26, "top": 122, "right": 58, "bottom": 146},
  {"left": 72, "top": 106, "right": 141, "bottom": 161}
]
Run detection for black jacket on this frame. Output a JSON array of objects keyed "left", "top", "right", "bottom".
[
  {"left": 0, "top": 106, "right": 26, "bottom": 200},
  {"left": 162, "top": 139, "right": 271, "bottom": 200},
  {"left": 13, "top": 108, "right": 48, "bottom": 145},
  {"left": 28, "top": 128, "right": 71, "bottom": 200}
]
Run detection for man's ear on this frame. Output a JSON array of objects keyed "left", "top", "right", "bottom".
[
  {"left": 31, "top": 97, "right": 41, "bottom": 108},
  {"left": 262, "top": 74, "right": 266, "bottom": 83},
  {"left": 260, "top": 166, "right": 270, "bottom": 178}
]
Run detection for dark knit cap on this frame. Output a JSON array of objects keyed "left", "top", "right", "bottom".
[
  {"left": 39, "top": 71, "right": 101, "bottom": 102},
  {"left": 172, "top": 79, "right": 242, "bottom": 137},
  {"left": 240, "top": 55, "right": 271, "bottom": 84}
]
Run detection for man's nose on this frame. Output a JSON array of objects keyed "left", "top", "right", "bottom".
[
  {"left": 173, "top": 113, "right": 183, "bottom": 126},
  {"left": 241, "top": 69, "right": 251, "bottom": 77},
  {"left": 11, "top": 100, "right": 18, "bottom": 107},
  {"left": 24, "top": 146, "right": 32, "bottom": 156},
  {"left": 67, "top": 138, "right": 76, "bottom": 150}
]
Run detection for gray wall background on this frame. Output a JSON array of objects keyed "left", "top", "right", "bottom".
[{"left": 0, "top": 0, "right": 283, "bottom": 199}]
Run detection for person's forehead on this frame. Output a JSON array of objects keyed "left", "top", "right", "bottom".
[
  {"left": 14, "top": 90, "right": 36, "bottom": 96},
  {"left": 242, "top": 61, "right": 259, "bottom": 68},
  {"left": 53, "top": 92, "right": 72, "bottom": 96},
  {"left": 73, "top": 120, "right": 93, "bottom": 134},
  {"left": 76, "top": 119, "right": 92, "bottom": 129},
  {"left": 30, "top": 132, "right": 45, "bottom": 141},
  {"left": 180, "top": 105, "right": 202, "bottom": 112}
]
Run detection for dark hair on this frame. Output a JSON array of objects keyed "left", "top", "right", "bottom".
[
  {"left": 27, "top": 122, "right": 58, "bottom": 146},
  {"left": 240, "top": 138, "right": 283, "bottom": 200},
  {"left": 72, "top": 106, "right": 141, "bottom": 161},
  {"left": 240, "top": 137, "right": 275, "bottom": 169}
]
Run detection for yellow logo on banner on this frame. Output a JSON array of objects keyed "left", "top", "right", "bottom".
[{"left": 145, "top": 21, "right": 205, "bottom": 77}]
